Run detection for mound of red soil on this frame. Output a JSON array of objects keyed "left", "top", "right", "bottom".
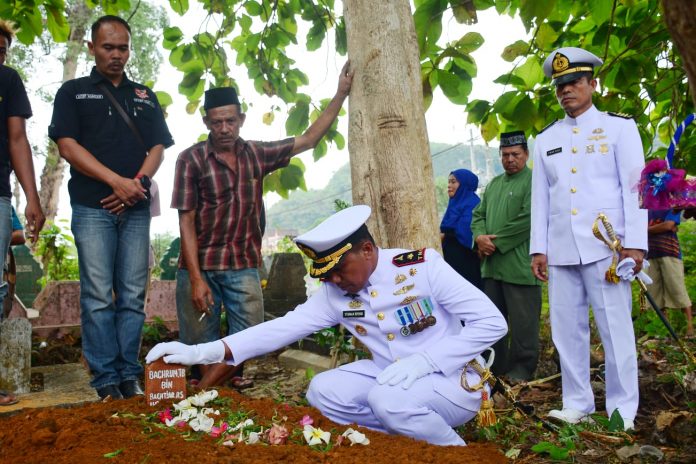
[{"left": 0, "top": 389, "right": 506, "bottom": 463}]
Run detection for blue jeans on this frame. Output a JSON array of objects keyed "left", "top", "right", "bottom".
[
  {"left": 176, "top": 268, "right": 263, "bottom": 345},
  {"left": 0, "top": 197, "right": 11, "bottom": 315},
  {"left": 72, "top": 204, "right": 150, "bottom": 388}
]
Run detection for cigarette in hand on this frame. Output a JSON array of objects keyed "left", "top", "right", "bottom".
[{"left": 198, "top": 312, "right": 207, "bottom": 322}]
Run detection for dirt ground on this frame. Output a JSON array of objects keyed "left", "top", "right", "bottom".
[{"left": 2, "top": 331, "right": 695, "bottom": 463}]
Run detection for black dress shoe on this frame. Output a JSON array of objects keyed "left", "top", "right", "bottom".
[
  {"left": 119, "top": 380, "right": 144, "bottom": 398},
  {"left": 96, "top": 384, "right": 123, "bottom": 400}
]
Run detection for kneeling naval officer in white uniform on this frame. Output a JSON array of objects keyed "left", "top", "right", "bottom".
[
  {"left": 530, "top": 47, "right": 647, "bottom": 431},
  {"left": 147, "top": 205, "right": 507, "bottom": 445}
]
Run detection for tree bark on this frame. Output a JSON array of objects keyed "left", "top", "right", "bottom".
[
  {"left": 662, "top": 0, "right": 696, "bottom": 106},
  {"left": 343, "top": 0, "right": 440, "bottom": 251},
  {"left": 38, "top": 1, "right": 90, "bottom": 222}
]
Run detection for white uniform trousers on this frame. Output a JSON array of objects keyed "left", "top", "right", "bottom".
[
  {"left": 306, "top": 368, "right": 478, "bottom": 446},
  {"left": 548, "top": 256, "right": 638, "bottom": 420}
]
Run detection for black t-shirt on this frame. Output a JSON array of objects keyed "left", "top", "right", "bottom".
[
  {"left": 0, "top": 65, "right": 32, "bottom": 198},
  {"left": 49, "top": 67, "right": 174, "bottom": 208}
]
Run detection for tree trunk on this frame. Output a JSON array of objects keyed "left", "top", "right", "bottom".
[
  {"left": 662, "top": 0, "right": 696, "bottom": 105},
  {"left": 38, "top": 1, "right": 90, "bottom": 222},
  {"left": 343, "top": 0, "right": 440, "bottom": 251}
]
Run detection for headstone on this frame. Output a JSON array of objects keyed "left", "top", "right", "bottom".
[
  {"left": 13, "top": 244, "right": 42, "bottom": 306},
  {"left": 0, "top": 318, "right": 32, "bottom": 394},
  {"left": 159, "top": 238, "right": 180, "bottom": 281},
  {"left": 145, "top": 359, "right": 187, "bottom": 407},
  {"left": 263, "top": 253, "right": 308, "bottom": 318}
]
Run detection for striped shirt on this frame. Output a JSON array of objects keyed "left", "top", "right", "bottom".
[{"left": 172, "top": 136, "right": 295, "bottom": 270}]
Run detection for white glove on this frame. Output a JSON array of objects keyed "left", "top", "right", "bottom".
[
  {"left": 145, "top": 341, "right": 226, "bottom": 365},
  {"left": 376, "top": 353, "right": 437, "bottom": 389},
  {"left": 616, "top": 258, "right": 653, "bottom": 285}
]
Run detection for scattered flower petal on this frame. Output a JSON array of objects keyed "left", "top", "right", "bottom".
[
  {"left": 222, "top": 440, "right": 235, "bottom": 447},
  {"left": 299, "top": 414, "right": 314, "bottom": 426},
  {"left": 303, "top": 425, "right": 330, "bottom": 446},
  {"left": 231, "top": 418, "right": 254, "bottom": 431},
  {"left": 268, "top": 424, "right": 289, "bottom": 445},
  {"left": 157, "top": 409, "right": 173, "bottom": 424},
  {"left": 342, "top": 427, "right": 370, "bottom": 446},
  {"left": 189, "top": 413, "right": 215, "bottom": 433},
  {"left": 189, "top": 390, "right": 219, "bottom": 407},
  {"left": 245, "top": 431, "right": 261, "bottom": 444}
]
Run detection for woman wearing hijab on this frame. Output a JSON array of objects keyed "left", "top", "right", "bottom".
[{"left": 440, "top": 169, "right": 482, "bottom": 289}]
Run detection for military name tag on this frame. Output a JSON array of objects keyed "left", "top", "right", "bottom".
[
  {"left": 145, "top": 359, "right": 187, "bottom": 407},
  {"left": 547, "top": 147, "right": 562, "bottom": 156},
  {"left": 343, "top": 310, "right": 365, "bottom": 318}
]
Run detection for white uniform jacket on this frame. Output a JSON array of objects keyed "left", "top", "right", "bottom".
[
  {"left": 530, "top": 105, "right": 647, "bottom": 265},
  {"left": 223, "top": 248, "right": 507, "bottom": 410}
]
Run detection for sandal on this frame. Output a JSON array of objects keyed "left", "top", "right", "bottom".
[
  {"left": 229, "top": 376, "right": 254, "bottom": 390},
  {"left": 0, "top": 390, "right": 18, "bottom": 406}
]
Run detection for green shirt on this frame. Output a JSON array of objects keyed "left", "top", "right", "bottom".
[{"left": 471, "top": 166, "right": 539, "bottom": 286}]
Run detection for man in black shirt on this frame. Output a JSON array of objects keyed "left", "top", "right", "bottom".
[
  {"left": 0, "top": 19, "right": 45, "bottom": 406},
  {"left": 49, "top": 15, "right": 173, "bottom": 400}
]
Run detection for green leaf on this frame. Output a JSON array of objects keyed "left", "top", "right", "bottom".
[
  {"left": 519, "top": 0, "right": 557, "bottom": 26},
  {"left": 454, "top": 32, "right": 484, "bottom": 53},
  {"left": 104, "top": 449, "right": 124, "bottom": 458},
  {"left": 155, "top": 91, "right": 173, "bottom": 107},
  {"left": 45, "top": 7, "right": 69, "bottom": 43},
  {"left": 306, "top": 22, "right": 326, "bottom": 51},
  {"left": 285, "top": 101, "right": 309, "bottom": 136},
  {"left": 534, "top": 22, "right": 559, "bottom": 49},
  {"left": 588, "top": 0, "right": 613, "bottom": 25},
  {"left": 608, "top": 409, "right": 624, "bottom": 432},
  {"left": 168, "top": 0, "right": 189, "bottom": 16},
  {"left": 501, "top": 40, "right": 529, "bottom": 62},
  {"left": 335, "top": 19, "right": 347, "bottom": 55},
  {"left": 480, "top": 114, "right": 500, "bottom": 142},
  {"left": 245, "top": 1, "right": 263, "bottom": 16},
  {"left": 279, "top": 158, "right": 307, "bottom": 191},
  {"left": 163, "top": 27, "right": 184, "bottom": 50},
  {"left": 466, "top": 99, "right": 491, "bottom": 124},
  {"left": 570, "top": 16, "right": 596, "bottom": 34},
  {"left": 513, "top": 56, "right": 544, "bottom": 90}
]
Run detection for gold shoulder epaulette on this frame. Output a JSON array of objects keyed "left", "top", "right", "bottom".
[
  {"left": 392, "top": 249, "right": 425, "bottom": 267},
  {"left": 607, "top": 111, "right": 633, "bottom": 120},
  {"left": 538, "top": 120, "right": 559, "bottom": 134}
]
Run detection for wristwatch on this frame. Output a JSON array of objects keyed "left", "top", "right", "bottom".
[{"left": 137, "top": 174, "right": 151, "bottom": 199}]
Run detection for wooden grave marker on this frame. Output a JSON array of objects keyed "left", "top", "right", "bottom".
[{"left": 145, "top": 359, "right": 187, "bottom": 407}]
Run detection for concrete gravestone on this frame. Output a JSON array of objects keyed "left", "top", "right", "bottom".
[
  {"left": 13, "top": 244, "right": 42, "bottom": 306},
  {"left": 145, "top": 359, "right": 187, "bottom": 407},
  {"left": 263, "top": 253, "right": 308, "bottom": 318},
  {"left": 159, "top": 238, "right": 180, "bottom": 281}
]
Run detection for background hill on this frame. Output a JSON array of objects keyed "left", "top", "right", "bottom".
[{"left": 265, "top": 142, "right": 504, "bottom": 234}]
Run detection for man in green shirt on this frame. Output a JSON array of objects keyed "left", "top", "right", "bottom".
[{"left": 471, "top": 130, "right": 541, "bottom": 382}]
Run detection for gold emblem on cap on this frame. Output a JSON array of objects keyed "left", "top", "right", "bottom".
[
  {"left": 394, "top": 274, "right": 407, "bottom": 284},
  {"left": 393, "top": 284, "right": 415, "bottom": 296},
  {"left": 348, "top": 300, "right": 362, "bottom": 309},
  {"left": 400, "top": 296, "right": 418, "bottom": 305},
  {"left": 409, "top": 268, "right": 417, "bottom": 276},
  {"left": 552, "top": 52, "right": 570, "bottom": 73},
  {"left": 356, "top": 325, "right": 367, "bottom": 335}
]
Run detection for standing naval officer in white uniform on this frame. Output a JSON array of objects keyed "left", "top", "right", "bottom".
[
  {"left": 147, "top": 205, "right": 507, "bottom": 445},
  {"left": 530, "top": 47, "right": 647, "bottom": 431}
]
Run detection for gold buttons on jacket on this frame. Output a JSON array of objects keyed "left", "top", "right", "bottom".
[
  {"left": 377, "top": 312, "right": 385, "bottom": 321},
  {"left": 572, "top": 147, "right": 578, "bottom": 153},
  {"left": 571, "top": 187, "right": 577, "bottom": 193},
  {"left": 571, "top": 208, "right": 578, "bottom": 215},
  {"left": 571, "top": 167, "right": 577, "bottom": 173},
  {"left": 370, "top": 290, "right": 378, "bottom": 298},
  {"left": 573, "top": 127, "right": 580, "bottom": 134},
  {"left": 387, "top": 333, "right": 395, "bottom": 341}
]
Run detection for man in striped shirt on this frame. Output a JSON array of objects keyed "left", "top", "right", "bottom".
[{"left": 173, "top": 62, "right": 353, "bottom": 388}]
